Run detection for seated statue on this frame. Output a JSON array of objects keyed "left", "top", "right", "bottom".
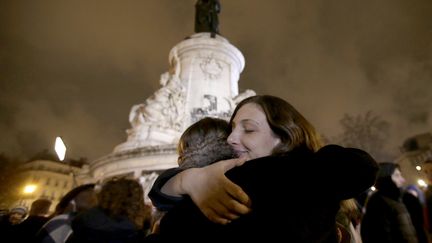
[{"left": 128, "top": 72, "right": 186, "bottom": 132}]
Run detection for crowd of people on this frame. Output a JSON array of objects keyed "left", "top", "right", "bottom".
[{"left": 1, "top": 94, "right": 431, "bottom": 243}]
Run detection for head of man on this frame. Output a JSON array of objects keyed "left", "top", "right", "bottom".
[
  {"left": 376, "top": 162, "right": 406, "bottom": 189},
  {"left": 53, "top": 184, "right": 97, "bottom": 215}
]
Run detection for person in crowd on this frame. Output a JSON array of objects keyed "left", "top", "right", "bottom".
[
  {"left": 0, "top": 205, "right": 28, "bottom": 241},
  {"left": 67, "top": 178, "right": 147, "bottom": 243},
  {"left": 2, "top": 205, "right": 28, "bottom": 225},
  {"left": 35, "top": 183, "right": 97, "bottom": 243},
  {"left": 403, "top": 184, "right": 428, "bottom": 243},
  {"left": 361, "top": 162, "right": 418, "bottom": 243},
  {"left": 422, "top": 159, "right": 432, "bottom": 237},
  {"left": 16, "top": 198, "right": 52, "bottom": 242},
  {"left": 336, "top": 198, "right": 363, "bottom": 243},
  {"left": 51, "top": 183, "right": 97, "bottom": 217},
  {"left": 148, "top": 94, "right": 378, "bottom": 242}
]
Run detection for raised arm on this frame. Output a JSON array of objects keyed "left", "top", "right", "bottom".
[
  {"left": 148, "top": 167, "right": 185, "bottom": 211},
  {"left": 148, "top": 157, "right": 251, "bottom": 224}
]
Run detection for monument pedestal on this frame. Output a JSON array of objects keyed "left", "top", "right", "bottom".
[{"left": 87, "top": 33, "right": 253, "bottom": 202}]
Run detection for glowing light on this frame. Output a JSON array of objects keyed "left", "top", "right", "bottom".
[
  {"left": 55, "top": 136, "right": 66, "bottom": 161},
  {"left": 23, "top": 184, "right": 37, "bottom": 194},
  {"left": 418, "top": 179, "right": 427, "bottom": 188},
  {"left": 370, "top": 186, "right": 376, "bottom": 191},
  {"left": 416, "top": 166, "right": 422, "bottom": 171}
]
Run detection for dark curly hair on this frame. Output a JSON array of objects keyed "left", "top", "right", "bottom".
[
  {"left": 177, "top": 117, "right": 234, "bottom": 169},
  {"left": 98, "top": 178, "right": 145, "bottom": 227}
]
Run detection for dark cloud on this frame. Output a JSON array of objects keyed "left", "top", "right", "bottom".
[{"left": 1, "top": 0, "right": 431, "bottom": 161}]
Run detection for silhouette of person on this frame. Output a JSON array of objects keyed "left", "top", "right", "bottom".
[{"left": 195, "top": 0, "right": 221, "bottom": 37}]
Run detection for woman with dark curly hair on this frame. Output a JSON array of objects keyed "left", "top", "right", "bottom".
[{"left": 67, "top": 178, "right": 147, "bottom": 243}]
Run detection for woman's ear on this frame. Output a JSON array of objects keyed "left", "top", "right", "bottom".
[{"left": 273, "top": 137, "right": 281, "bottom": 147}]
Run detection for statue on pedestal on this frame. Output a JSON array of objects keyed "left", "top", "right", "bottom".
[
  {"left": 124, "top": 51, "right": 186, "bottom": 147},
  {"left": 194, "top": 0, "right": 221, "bottom": 37},
  {"left": 128, "top": 72, "right": 185, "bottom": 132}
]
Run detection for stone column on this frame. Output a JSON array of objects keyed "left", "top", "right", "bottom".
[{"left": 170, "top": 32, "right": 245, "bottom": 129}]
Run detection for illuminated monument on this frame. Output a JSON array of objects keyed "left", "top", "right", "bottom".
[{"left": 83, "top": 0, "right": 255, "bottom": 201}]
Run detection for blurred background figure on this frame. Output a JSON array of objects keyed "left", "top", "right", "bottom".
[
  {"left": 35, "top": 183, "right": 97, "bottom": 243},
  {"left": 402, "top": 184, "right": 428, "bottom": 243},
  {"left": 422, "top": 159, "right": 432, "bottom": 239},
  {"left": 336, "top": 198, "right": 363, "bottom": 243},
  {"left": 16, "top": 198, "right": 52, "bottom": 242},
  {"left": 361, "top": 162, "right": 418, "bottom": 243},
  {"left": 52, "top": 183, "right": 97, "bottom": 217},
  {"left": 4, "top": 205, "right": 28, "bottom": 225},
  {"left": 0, "top": 205, "right": 28, "bottom": 241},
  {"left": 67, "top": 178, "right": 148, "bottom": 243}
]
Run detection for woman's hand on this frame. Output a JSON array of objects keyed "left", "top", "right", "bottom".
[{"left": 180, "top": 157, "right": 252, "bottom": 224}]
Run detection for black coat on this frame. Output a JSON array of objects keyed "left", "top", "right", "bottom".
[
  {"left": 361, "top": 179, "right": 418, "bottom": 243},
  {"left": 67, "top": 207, "right": 141, "bottom": 243},
  {"left": 149, "top": 145, "right": 378, "bottom": 242},
  {"left": 402, "top": 192, "right": 428, "bottom": 243}
]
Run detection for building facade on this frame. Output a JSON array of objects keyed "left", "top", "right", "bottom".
[
  {"left": 15, "top": 159, "right": 82, "bottom": 213},
  {"left": 396, "top": 132, "right": 432, "bottom": 186}
]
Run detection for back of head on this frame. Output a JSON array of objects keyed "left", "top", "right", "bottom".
[
  {"left": 29, "top": 198, "right": 52, "bottom": 216},
  {"left": 177, "top": 117, "right": 234, "bottom": 169},
  {"left": 375, "top": 162, "right": 401, "bottom": 195},
  {"left": 74, "top": 187, "right": 98, "bottom": 212},
  {"left": 231, "top": 95, "right": 323, "bottom": 154},
  {"left": 377, "top": 162, "right": 399, "bottom": 179},
  {"left": 98, "top": 178, "right": 145, "bottom": 226},
  {"left": 54, "top": 183, "right": 96, "bottom": 215}
]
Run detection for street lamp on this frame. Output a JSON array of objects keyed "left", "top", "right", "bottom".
[
  {"left": 55, "top": 136, "right": 66, "bottom": 161},
  {"left": 23, "top": 184, "right": 37, "bottom": 194},
  {"left": 21, "top": 184, "right": 37, "bottom": 207},
  {"left": 54, "top": 136, "right": 76, "bottom": 187}
]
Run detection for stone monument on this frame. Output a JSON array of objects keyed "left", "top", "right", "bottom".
[{"left": 85, "top": 1, "right": 255, "bottom": 203}]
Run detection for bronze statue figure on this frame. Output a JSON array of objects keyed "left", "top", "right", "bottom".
[{"left": 194, "top": 0, "right": 221, "bottom": 37}]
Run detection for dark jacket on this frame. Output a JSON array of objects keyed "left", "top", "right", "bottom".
[
  {"left": 149, "top": 144, "right": 378, "bottom": 242},
  {"left": 66, "top": 207, "right": 140, "bottom": 243},
  {"left": 15, "top": 215, "right": 50, "bottom": 243},
  {"left": 402, "top": 192, "right": 428, "bottom": 243},
  {"left": 361, "top": 177, "right": 418, "bottom": 243}
]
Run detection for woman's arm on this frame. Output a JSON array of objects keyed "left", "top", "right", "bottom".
[
  {"left": 148, "top": 157, "right": 251, "bottom": 224},
  {"left": 148, "top": 167, "right": 185, "bottom": 211}
]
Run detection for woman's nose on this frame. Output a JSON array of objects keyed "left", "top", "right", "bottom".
[{"left": 227, "top": 132, "right": 237, "bottom": 145}]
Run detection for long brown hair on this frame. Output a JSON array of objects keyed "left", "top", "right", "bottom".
[{"left": 230, "top": 95, "right": 323, "bottom": 154}]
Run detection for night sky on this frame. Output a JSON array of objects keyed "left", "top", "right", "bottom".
[{"left": 1, "top": 0, "right": 431, "bottom": 162}]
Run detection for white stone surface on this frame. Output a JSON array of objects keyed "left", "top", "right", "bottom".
[
  {"left": 114, "top": 33, "right": 249, "bottom": 153},
  {"left": 89, "top": 33, "right": 256, "bottom": 193}
]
